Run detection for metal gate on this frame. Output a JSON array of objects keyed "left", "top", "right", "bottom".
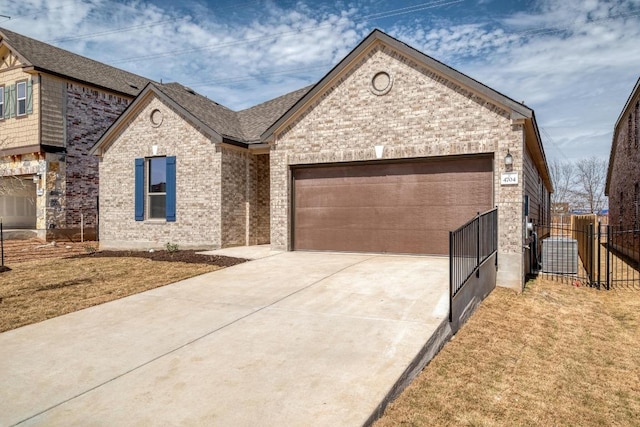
[{"left": 533, "top": 218, "right": 640, "bottom": 290}]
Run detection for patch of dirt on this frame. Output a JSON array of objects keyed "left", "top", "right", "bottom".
[
  {"left": 0, "top": 238, "right": 247, "bottom": 270},
  {"left": 0, "top": 238, "right": 92, "bottom": 265},
  {"left": 74, "top": 250, "right": 247, "bottom": 267}
]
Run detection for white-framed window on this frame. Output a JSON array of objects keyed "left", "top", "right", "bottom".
[
  {"left": 147, "top": 157, "right": 167, "bottom": 219},
  {"left": 0, "top": 86, "right": 4, "bottom": 119},
  {"left": 135, "top": 156, "right": 175, "bottom": 222},
  {"left": 16, "top": 81, "right": 27, "bottom": 116}
]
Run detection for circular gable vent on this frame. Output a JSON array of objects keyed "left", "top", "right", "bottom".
[
  {"left": 150, "top": 109, "right": 163, "bottom": 127},
  {"left": 370, "top": 71, "right": 393, "bottom": 96}
]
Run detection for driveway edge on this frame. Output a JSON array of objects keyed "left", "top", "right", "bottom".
[{"left": 363, "top": 317, "right": 453, "bottom": 426}]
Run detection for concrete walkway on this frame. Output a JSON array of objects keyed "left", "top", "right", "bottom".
[{"left": 0, "top": 251, "right": 449, "bottom": 426}]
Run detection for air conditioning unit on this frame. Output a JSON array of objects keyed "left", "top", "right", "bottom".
[{"left": 541, "top": 237, "right": 578, "bottom": 274}]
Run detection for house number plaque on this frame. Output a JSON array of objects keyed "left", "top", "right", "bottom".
[{"left": 500, "top": 172, "right": 518, "bottom": 185}]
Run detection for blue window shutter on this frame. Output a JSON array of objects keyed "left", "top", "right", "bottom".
[
  {"left": 166, "top": 156, "right": 176, "bottom": 222},
  {"left": 135, "top": 158, "right": 144, "bottom": 221},
  {"left": 26, "top": 80, "right": 33, "bottom": 114}
]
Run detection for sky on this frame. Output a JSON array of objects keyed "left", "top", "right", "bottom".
[{"left": 1, "top": 0, "right": 639, "bottom": 164}]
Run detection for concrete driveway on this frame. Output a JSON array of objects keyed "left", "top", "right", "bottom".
[{"left": 0, "top": 250, "right": 449, "bottom": 426}]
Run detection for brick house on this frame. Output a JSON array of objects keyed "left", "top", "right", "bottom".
[
  {"left": 0, "top": 27, "right": 149, "bottom": 239},
  {"left": 605, "top": 77, "right": 640, "bottom": 229},
  {"left": 91, "top": 82, "right": 309, "bottom": 248},
  {"left": 93, "top": 30, "right": 552, "bottom": 291}
]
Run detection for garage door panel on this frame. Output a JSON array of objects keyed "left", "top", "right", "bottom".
[
  {"left": 294, "top": 227, "right": 449, "bottom": 254},
  {"left": 296, "top": 178, "right": 490, "bottom": 209},
  {"left": 293, "top": 157, "right": 492, "bottom": 255},
  {"left": 0, "top": 178, "right": 37, "bottom": 229},
  {"left": 296, "top": 205, "right": 474, "bottom": 229}
]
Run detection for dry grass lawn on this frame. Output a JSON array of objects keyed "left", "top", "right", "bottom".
[
  {"left": 0, "top": 241, "right": 242, "bottom": 332},
  {"left": 376, "top": 278, "right": 640, "bottom": 426}
]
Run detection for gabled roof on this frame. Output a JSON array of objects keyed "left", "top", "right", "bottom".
[
  {"left": 262, "top": 29, "right": 534, "bottom": 141},
  {"left": 605, "top": 76, "right": 640, "bottom": 195},
  {"left": 91, "top": 82, "right": 311, "bottom": 155},
  {"left": 0, "top": 27, "right": 150, "bottom": 97},
  {"left": 260, "top": 29, "right": 552, "bottom": 191},
  {"left": 154, "top": 83, "right": 313, "bottom": 143}
]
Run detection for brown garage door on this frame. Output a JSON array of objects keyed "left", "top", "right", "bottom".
[{"left": 293, "top": 156, "right": 493, "bottom": 255}]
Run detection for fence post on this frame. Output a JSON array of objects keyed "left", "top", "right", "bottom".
[
  {"left": 476, "top": 212, "right": 480, "bottom": 278},
  {"left": 449, "top": 231, "right": 453, "bottom": 323},
  {"left": 585, "top": 222, "right": 593, "bottom": 286},
  {"left": 596, "top": 221, "right": 601, "bottom": 289},
  {"left": 495, "top": 208, "right": 498, "bottom": 269},
  {"left": 1, "top": 218, "right": 4, "bottom": 268},
  {"left": 605, "top": 224, "right": 611, "bottom": 290}
]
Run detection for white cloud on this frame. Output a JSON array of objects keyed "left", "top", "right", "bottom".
[{"left": 2, "top": 0, "right": 638, "bottom": 163}]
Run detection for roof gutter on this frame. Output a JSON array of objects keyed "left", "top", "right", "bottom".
[{"left": 220, "top": 137, "right": 249, "bottom": 149}]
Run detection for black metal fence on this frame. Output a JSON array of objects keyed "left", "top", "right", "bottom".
[
  {"left": 449, "top": 208, "right": 498, "bottom": 305},
  {"left": 533, "top": 220, "right": 640, "bottom": 290}
]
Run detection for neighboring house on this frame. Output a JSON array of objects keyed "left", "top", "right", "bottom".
[
  {"left": 605, "top": 77, "right": 640, "bottom": 229},
  {"left": 0, "top": 27, "right": 149, "bottom": 239},
  {"left": 92, "top": 29, "right": 553, "bottom": 291}
]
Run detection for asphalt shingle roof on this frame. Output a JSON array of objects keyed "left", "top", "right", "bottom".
[
  {"left": 1, "top": 27, "right": 311, "bottom": 144},
  {"left": 237, "top": 85, "right": 313, "bottom": 142},
  {"left": 155, "top": 82, "right": 312, "bottom": 143},
  {"left": 0, "top": 27, "right": 150, "bottom": 96},
  {"left": 155, "top": 83, "right": 245, "bottom": 140}
]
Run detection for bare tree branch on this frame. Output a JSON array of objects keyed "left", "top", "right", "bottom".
[
  {"left": 549, "top": 159, "right": 576, "bottom": 208},
  {"left": 573, "top": 156, "right": 608, "bottom": 214}
]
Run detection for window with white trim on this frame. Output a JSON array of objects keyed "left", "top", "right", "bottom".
[
  {"left": 16, "top": 81, "right": 27, "bottom": 116},
  {"left": 148, "top": 157, "right": 167, "bottom": 219},
  {"left": 0, "top": 86, "right": 4, "bottom": 119},
  {"left": 135, "top": 156, "right": 175, "bottom": 222}
]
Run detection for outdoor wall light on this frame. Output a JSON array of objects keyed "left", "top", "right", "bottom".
[
  {"left": 152, "top": 145, "right": 158, "bottom": 156},
  {"left": 504, "top": 150, "right": 513, "bottom": 167}
]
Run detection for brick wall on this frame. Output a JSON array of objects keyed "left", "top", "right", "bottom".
[
  {"left": 221, "top": 147, "right": 250, "bottom": 247},
  {"left": 271, "top": 42, "right": 526, "bottom": 289},
  {"left": 63, "top": 82, "right": 131, "bottom": 231},
  {"left": 609, "top": 89, "right": 640, "bottom": 228},
  {"left": 219, "top": 147, "right": 270, "bottom": 247},
  {"left": 255, "top": 154, "right": 270, "bottom": 244},
  {"left": 99, "top": 96, "right": 221, "bottom": 249}
]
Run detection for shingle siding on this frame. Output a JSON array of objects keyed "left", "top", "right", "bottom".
[
  {"left": 40, "top": 75, "right": 66, "bottom": 148},
  {"left": 0, "top": 65, "right": 39, "bottom": 151}
]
